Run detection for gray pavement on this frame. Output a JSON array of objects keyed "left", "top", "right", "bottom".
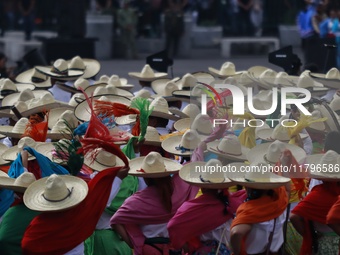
[{"left": 96, "top": 46, "right": 304, "bottom": 93}]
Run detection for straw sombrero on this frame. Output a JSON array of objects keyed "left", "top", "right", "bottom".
[
  {"left": 74, "top": 94, "right": 131, "bottom": 122},
  {"left": 208, "top": 62, "right": 244, "bottom": 78},
  {"left": 47, "top": 120, "right": 74, "bottom": 140},
  {"left": 48, "top": 108, "right": 78, "bottom": 130},
  {"left": 191, "top": 71, "right": 215, "bottom": 84},
  {"left": 151, "top": 78, "right": 180, "bottom": 101},
  {"left": 0, "top": 144, "right": 10, "bottom": 165},
  {"left": 149, "top": 96, "right": 180, "bottom": 121},
  {"left": 0, "top": 78, "right": 35, "bottom": 99},
  {"left": 309, "top": 68, "right": 340, "bottom": 89},
  {"left": 68, "top": 93, "right": 86, "bottom": 107},
  {"left": 305, "top": 150, "right": 340, "bottom": 181},
  {"left": 315, "top": 104, "right": 340, "bottom": 132},
  {"left": 161, "top": 129, "right": 201, "bottom": 156},
  {"left": 34, "top": 142, "right": 64, "bottom": 164},
  {"left": 0, "top": 172, "right": 36, "bottom": 193},
  {"left": 1, "top": 89, "right": 51, "bottom": 107},
  {"left": 144, "top": 126, "right": 161, "bottom": 146},
  {"left": 207, "top": 134, "right": 250, "bottom": 162},
  {"left": 68, "top": 56, "right": 101, "bottom": 79},
  {"left": 246, "top": 66, "right": 273, "bottom": 83},
  {"left": 105, "top": 75, "right": 134, "bottom": 91},
  {"left": 256, "top": 124, "right": 309, "bottom": 142},
  {"left": 169, "top": 103, "right": 201, "bottom": 119},
  {"left": 84, "top": 148, "right": 125, "bottom": 171},
  {"left": 228, "top": 162, "right": 291, "bottom": 189},
  {"left": 257, "top": 69, "right": 279, "bottom": 89},
  {"left": 0, "top": 117, "right": 30, "bottom": 139},
  {"left": 128, "top": 64, "right": 168, "bottom": 81},
  {"left": 306, "top": 109, "right": 326, "bottom": 133},
  {"left": 36, "top": 59, "right": 84, "bottom": 81},
  {"left": 247, "top": 140, "right": 306, "bottom": 165},
  {"left": 2, "top": 137, "right": 43, "bottom": 161},
  {"left": 128, "top": 151, "right": 181, "bottom": 178},
  {"left": 55, "top": 77, "right": 91, "bottom": 94},
  {"left": 15, "top": 68, "right": 52, "bottom": 88},
  {"left": 292, "top": 74, "right": 329, "bottom": 97},
  {"left": 173, "top": 114, "right": 212, "bottom": 139},
  {"left": 23, "top": 174, "right": 88, "bottom": 212},
  {"left": 179, "top": 159, "right": 234, "bottom": 189},
  {"left": 0, "top": 170, "right": 8, "bottom": 177},
  {"left": 84, "top": 83, "right": 133, "bottom": 98}
]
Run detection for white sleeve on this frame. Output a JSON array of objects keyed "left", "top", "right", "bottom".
[{"left": 106, "top": 177, "right": 122, "bottom": 207}]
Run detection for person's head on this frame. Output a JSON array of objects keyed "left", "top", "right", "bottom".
[
  {"left": 143, "top": 176, "right": 174, "bottom": 212},
  {"left": 148, "top": 116, "right": 169, "bottom": 128},
  {"left": 324, "top": 131, "right": 340, "bottom": 153},
  {"left": 245, "top": 187, "right": 274, "bottom": 200},
  {"left": 139, "top": 80, "right": 152, "bottom": 87},
  {"left": 290, "top": 105, "right": 300, "bottom": 121}
]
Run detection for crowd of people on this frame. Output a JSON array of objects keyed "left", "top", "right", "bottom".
[{"left": 0, "top": 54, "right": 339, "bottom": 255}]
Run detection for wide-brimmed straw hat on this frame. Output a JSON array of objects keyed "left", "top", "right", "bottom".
[
  {"left": 2, "top": 137, "right": 43, "bottom": 161},
  {"left": 48, "top": 108, "right": 78, "bottom": 130},
  {"left": 15, "top": 68, "right": 52, "bottom": 88},
  {"left": 84, "top": 148, "right": 125, "bottom": 171},
  {"left": 0, "top": 172, "right": 36, "bottom": 193},
  {"left": 55, "top": 77, "right": 91, "bottom": 94},
  {"left": 228, "top": 162, "right": 291, "bottom": 189},
  {"left": 34, "top": 142, "right": 64, "bottom": 164},
  {"left": 314, "top": 104, "right": 340, "bottom": 132},
  {"left": 191, "top": 71, "right": 215, "bottom": 84},
  {"left": 149, "top": 96, "right": 180, "bottom": 120},
  {"left": 174, "top": 114, "right": 212, "bottom": 139},
  {"left": 207, "top": 134, "right": 250, "bottom": 162},
  {"left": 305, "top": 150, "right": 340, "bottom": 181},
  {"left": 161, "top": 129, "right": 201, "bottom": 156},
  {"left": 306, "top": 109, "right": 326, "bottom": 133},
  {"left": 309, "top": 68, "right": 340, "bottom": 89},
  {"left": 174, "top": 73, "right": 198, "bottom": 90},
  {"left": 36, "top": 59, "right": 84, "bottom": 81},
  {"left": 68, "top": 56, "right": 101, "bottom": 79},
  {"left": 0, "top": 144, "right": 10, "bottom": 165},
  {"left": 0, "top": 78, "right": 35, "bottom": 99},
  {"left": 128, "top": 151, "right": 181, "bottom": 178},
  {"left": 23, "top": 174, "right": 88, "bottom": 212},
  {"left": 330, "top": 97, "right": 340, "bottom": 115},
  {"left": 179, "top": 159, "right": 234, "bottom": 189},
  {"left": 1, "top": 89, "right": 51, "bottom": 107},
  {"left": 247, "top": 140, "right": 306, "bottom": 165},
  {"left": 208, "top": 62, "right": 244, "bottom": 78},
  {"left": 151, "top": 78, "right": 180, "bottom": 101},
  {"left": 256, "top": 123, "right": 309, "bottom": 142},
  {"left": 144, "top": 126, "right": 161, "bottom": 146},
  {"left": 246, "top": 66, "right": 273, "bottom": 83},
  {"left": 84, "top": 83, "right": 133, "bottom": 98},
  {"left": 74, "top": 94, "right": 131, "bottom": 122},
  {"left": 47, "top": 120, "right": 74, "bottom": 140},
  {"left": 128, "top": 64, "right": 168, "bottom": 81},
  {"left": 106, "top": 75, "right": 134, "bottom": 91},
  {"left": 0, "top": 117, "right": 29, "bottom": 138},
  {"left": 292, "top": 74, "right": 328, "bottom": 97},
  {"left": 169, "top": 103, "right": 201, "bottom": 119}
]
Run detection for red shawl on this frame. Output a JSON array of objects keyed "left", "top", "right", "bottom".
[
  {"left": 168, "top": 190, "right": 246, "bottom": 250},
  {"left": 110, "top": 174, "right": 199, "bottom": 255},
  {"left": 327, "top": 195, "right": 340, "bottom": 224},
  {"left": 292, "top": 182, "right": 340, "bottom": 255}
]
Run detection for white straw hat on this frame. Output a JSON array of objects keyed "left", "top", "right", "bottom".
[
  {"left": 107, "top": 75, "right": 134, "bottom": 90},
  {"left": 207, "top": 134, "right": 250, "bottom": 162},
  {"left": 144, "top": 126, "right": 161, "bottom": 146},
  {"left": 84, "top": 148, "right": 125, "bottom": 171},
  {"left": 247, "top": 140, "right": 306, "bottom": 165},
  {"left": 257, "top": 69, "right": 278, "bottom": 89},
  {"left": 23, "top": 174, "right": 88, "bottom": 212},
  {"left": 305, "top": 150, "right": 340, "bottom": 181},
  {"left": 161, "top": 129, "right": 201, "bottom": 156},
  {"left": 191, "top": 71, "right": 215, "bottom": 84},
  {"left": 128, "top": 151, "right": 181, "bottom": 178},
  {"left": 309, "top": 68, "right": 340, "bottom": 89},
  {"left": 2, "top": 89, "right": 51, "bottom": 107},
  {"left": 0, "top": 78, "right": 35, "bottom": 99},
  {"left": 55, "top": 77, "right": 90, "bottom": 94},
  {"left": 256, "top": 123, "right": 309, "bottom": 142},
  {"left": 0, "top": 143, "right": 10, "bottom": 165},
  {"left": 306, "top": 109, "right": 326, "bottom": 133},
  {"left": 128, "top": 64, "right": 168, "bottom": 81},
  {"left": 48, "top": 108, "right": 78, "bottom": 130},
  {"left": 34, "top": 142, "right": 64, "bottom": 164},
  {"left": 68, "top": 93, "right": 86, "bottom": 107},
  {"left": 0, "top": 172, "right": 36, "bottom": 193},
  {"left": 47, "top": 120, "right": 73, "bottom": 140},
  {"left": 175, "top": 73, "right": 197, "bottom": 90},
  {"left": 208, "top": 62, "right": 244, "bottom": 78},
  {"left": 151, "top": 79, "right": 179, "bottom": 100},
  {"left": 35, "top": 59, "right": 84, "bottom": 81},
  {"left": 174, "top": 114, "right": 212, "bottom": 139},
  {"left": 179, "top": 159, "right": 234, "bottom": 189},
  {"left": 133, "top": 88, "right": 152, "bottom": 99},
  {"left": 149, "top": 96, "right": 180, "bottom": 120},
  {"left": 15, "top": 68, "right": 52, "bottom": 88},
  {"left": 169, "top": 103, "right": 201, "bottom": 119},
  {"left": 2, "top": 137, "right": 42, "bottom": 161},
  {"left": 228, "top": 162, "right": 290, "bottom": 189},
  {"left": 68, "top": 56, "right": 101, "bottom": 79},
  {"left": 0, "top": 117, "right": 29, "bottom": 138},
  {"left": 84, "top": 83, "right": 133, "bottom": 98}
]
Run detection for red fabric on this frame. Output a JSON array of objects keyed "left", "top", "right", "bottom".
[
  {"left": 27, "top": 160, "right": 42, "bottom": 180},
  {"left": 23, "top": 112, "right": 49, "bottom": 142},
  {"left": 291, "top": 182, "right": 340, "bottom": 255},
  {"left": 168, "top": 190, "right": 246, "bottom": 250},
  {"left": 231, "top": 186, "right": 288, "bottom": 228},
  {"left": 327, "top": 195, "right": 340, "bottom": 224},
  {"left": 21, "top": 140, "right": 128, "bottom": 255}
]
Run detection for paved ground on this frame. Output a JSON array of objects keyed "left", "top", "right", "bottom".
[{"left": 96, "top": 46, "right": 304, "bottom": 93}]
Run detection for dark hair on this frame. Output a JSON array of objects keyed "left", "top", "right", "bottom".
[
  {"left": 143, "top": 176, "right": 174, "bottom": 212},
  {"left": 324, "top": 131, "right": 340, "bottom": 154},
  {"left": 148, "top": 116, "right": 169, "bottom": 128},
  {"left": 246, "top": 188, "right": 274, "bottom": 201},
  {"left": 0, "top": 52, "right": 6, "bottom": 61}
]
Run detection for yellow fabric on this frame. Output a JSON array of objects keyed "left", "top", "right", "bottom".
[
  {"left": 239, "top": 126, "right": 256, "bottom": 149},
  {"left": 195, "top": 189, "right": 203, "bottom": 198}
]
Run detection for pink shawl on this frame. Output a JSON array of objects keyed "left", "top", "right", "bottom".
[
  {"left": 168, "top": 190, "right": 246, "bottom": 250},
  {"left": 110, "top": 173, "right": 199, "bottom": 255}
]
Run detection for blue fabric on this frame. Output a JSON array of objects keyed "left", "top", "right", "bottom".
[
  {"left": 0, "top": 189, "right": 14, "bottom": 217},
  {"left": 297, "top": 7, "right": 315, "bottom": 38},
  {"left": 74, "top": 122, "right": 89, "bottom": 136},
  {"left": 319, "top": 18, "right": 330, "bottom": 38}
]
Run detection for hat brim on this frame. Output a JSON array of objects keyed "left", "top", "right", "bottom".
[
  {"left": 34, "top": 143, "right": 65, "bottom": 165},
  {"left": 48, "top": 107, "right": 77, "bottom": 129},
  {"left": 128, "top": 72, "right": 168, "bottom": 82},
  {"left": 46, "top": 131, "right": 73, "bottom": 140},
  {"left": 2, "top": 90, "right": 51, "bottom": 107},
  {"left": 305, "top": 154, "right": 340, "bottom": 181},
  {"left": 0, "top": 125, "right": 27, "bottom": 138},
  {"left": 35, "top": 66, "right": 84, "bottom": 81},
  {"left": 191, "top": 72, "right": 215, "bottom": 84},
  {"left": 77, "top": 58, "right": 101, "bottom": 79},
  {"left": 0, "top": 170, "right": 8, "bottom": 177},
  {"left": 247, "top": 141, "right": 306, "bottom": 165},
  {"left": 2, "top": 144, "right": 42, "bottom": 161},
  {"left": 23, "top": 175, "right": 88, "bottom": 212},
  {"left": 74, "top": 94, "right": 131, "bottom": 122},
  {"left": 0, "top": 144, "right": 10, "bottom": 165},
  {"left": 208, "top": 67, "right": 244, "bottom": 78},
  {"left": 317, "top": 105, "right": 340, "bottom": 132},
  {"left": 0, "top": 176, "right": 31, "bottom": 193},
  {"left": 128, "top": 156, "right": 181, "bottom": 177},
  {"left": 20, "top": 102, "right": 73, "bottom": 118},
  {"left": 115, "top": 114, "right": 138, "bottom": 125},
  {"left": 55, "top": 82, "right": 81, "bottom": 94},
  {"left": 0, "top": 106, "right": 14, "bottom": 118},
  {"left": 84, "top": 155, "right": 125, "bottom": 171},
  {"left": 174, "top": 118, "right": 190, "bottom": 131},
  {"left": 84, "top": 85, "right": 134, "bottom": 98},
  {"left": 168, "top": 107, "right": 190, "bottom": 119},
  {"left": 15, "top": 68, "right": 52, "bottom": 88},
  {"left": 256, "top": 128, "right": 309, "bottom": 142},
  {"left": 150, "top": 110, "right": 180, "bottom": 121},
  {"left": 229, "top": 175, "right": 290, "bottom": 189},
  {"left": 161, "top": 134, "right": 199, "bottom": 156},
  {"left": 207, "top": 140, "right": 250, "bottom": 162},
  {"left": 309, "top": 73, "right": 340, "bottom": 89},
  {"left": 179, "top": 162, "right": 234, "bottom": 189},
  {"left": 0, "top": 83, "right": 36, "bottom": 99}
]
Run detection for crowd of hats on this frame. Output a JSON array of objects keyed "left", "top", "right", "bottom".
[{"left": 0, "top": 56, "right": 339, "bottom": 213}]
